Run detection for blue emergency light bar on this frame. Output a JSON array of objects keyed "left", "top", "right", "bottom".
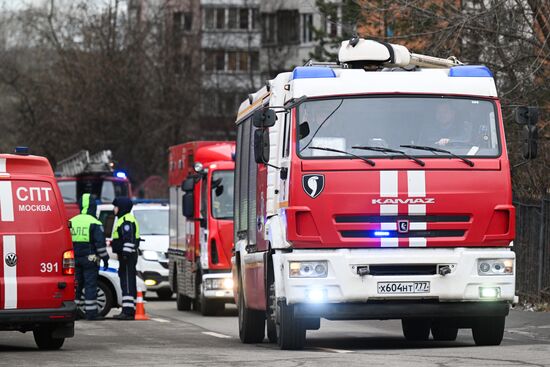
[
  {"left": 449, "top": 65, "right": 493, "bottom": 78},
  {"left": 374, "top": 231, "right": 391, "bottom": 237},
  {"left": 114, "top": 170, "right": 127, "bottom": 179},
  {"left": 291, "top": 67, "right": 336, "bottom": 80}
]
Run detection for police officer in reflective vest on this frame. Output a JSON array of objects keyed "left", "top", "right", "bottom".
[
  {"left": 111, "top": 197, "right": 140, "bottom": 320},
  {"left": 70, "top": 193, "right": 109, "bottom": 321}
]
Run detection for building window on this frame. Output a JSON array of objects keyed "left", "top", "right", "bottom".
[
  {"left": 262, "top": 13, "right": 277, "bottom": 45},
  {"left": 204, "top": 8, "right": 214, "bottom": 29},
  {"left": 227, "top": 51, "right": 237, "bottom": 71},
  {"left": 250, "top": 52, "right": 259, "bottom": 71},
  {"left": 215, "top": 8, "right": 225, "bottom": 29},
  {"left": 238, "top": 52, "right": 248, "bottom": 71},
  {"left": 215, "top": 51, "right": 225, "bottom": 71},
  {"left": 301, "top": 13, "right": 313, "bottom": 43},
  {"left": 228, "top": 8, "right": 238, "bottom": 29},
  {"left": 183, "top": 12, "right": 193, "bottom": 31},
  {"left": 277, "top": 10, "right": 299, "bottom": 45},
  {"left": 239, "top": 8, "right": 249, "bottom": 30}
]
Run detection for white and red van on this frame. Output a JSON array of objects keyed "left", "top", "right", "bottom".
[{"left": 0, "top": 150, "right": 76, "bottom": 350}]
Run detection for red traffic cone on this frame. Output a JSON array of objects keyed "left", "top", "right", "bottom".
[{"left": 135, "top": 291, "right": 150, "bottom": 321}]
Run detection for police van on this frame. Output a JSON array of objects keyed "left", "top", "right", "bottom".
[{"left": 0, "top": 149, "right": 76, "bottom": 350}]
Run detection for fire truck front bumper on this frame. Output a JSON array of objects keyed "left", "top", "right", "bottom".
[{"left": 275, "top": 248, "right": 515, "bottom": 319}]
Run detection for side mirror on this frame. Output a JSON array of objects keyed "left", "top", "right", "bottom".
[
  {"left": 215, "top": 185, "right": 224, "bottom": 197},
  {"left": 299, "top": 121, "right": 310, "bottom": 139},
  {"left": 515, "top": 106, "right": 539, "bottom": 126},
  {"left": 522, "top": 125, "right": 538, "bottom": 159},
  {"left": 252, "top": 109, "right": 276, "bottom": 128},
  {"left": 182, "top": 193, "right": 194, "bottom": 218},
  {"left": 254, "top": 129, "right": 270, "bottom": 164},
  {"left": 182, "top": 177, "right": 195, "bottom": 192}
]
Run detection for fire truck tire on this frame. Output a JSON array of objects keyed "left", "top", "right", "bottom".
[
  {"left": 277, "top": 301, "right": 306, "bottom": 350},
  {"left": 238, "top": 276, "right": 265, "bottom": 343},
  {"left": 176, "top": 293, "right": 192, "bottom": 311},
  {"left": 431, "top": 324, "right": 458, "bottom": 341},
  {"left": 402, "top": 318, "right": 431, "bottom": 341},
  {"left": 33, "top": 326, "right": 65, "bottom": 350},
  {"left": 472, "top": 316, "right": 505, "bottom": 346},
  {"left": 200, "top": 294, "right": 221, "bottom": 316}
]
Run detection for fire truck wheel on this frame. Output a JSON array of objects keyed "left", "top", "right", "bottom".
[
  {"left": 277, "top": 301, "right": 306, "bottom": 350},
  {"left": 431, "top": 323, "right": 458, "bottom": 341},
  {"left": 402, "top": 318, "right": 431, "bottom": 341},
  {"left": 200, "top": 293, "right": 222, "bottom": 316},
  {"left": 238, "top": 276, "right": 265, "bottom": 343},
  {"left": 33, "top": 326, "right": 65, "bottom": 350},
  {"left": 472, "top": 316, "right": 505, "bottom": 346},
  {"left": 176, "top": 293, "right": 192, "bottom": 311}
]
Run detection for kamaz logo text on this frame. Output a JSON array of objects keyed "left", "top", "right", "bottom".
[{"left": 372, "top": 198, "right": 435, "bottom": 205}]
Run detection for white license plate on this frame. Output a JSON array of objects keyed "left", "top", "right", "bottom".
[{"left": 377, "top": 281, "right": 430, "bottom": 294}]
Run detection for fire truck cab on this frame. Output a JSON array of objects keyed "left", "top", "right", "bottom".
[
  {"left": 0, "top": 150, "right": 75, "bottom": 350},
  {"left": 234, "top": 39, "right": 521, "bottom": 349},
  {"left": 168, "top": 142, "right": 235, "bottom": 315}
]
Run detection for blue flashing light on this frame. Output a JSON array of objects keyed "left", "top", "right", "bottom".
[
  {"left": 449, "top": 65, "right": 493, "bottom": 78},
  {"left": 14, "top": 146, "right": 29, "bottom": 155},
  {"left": 374, "top": 231, "right": 390, "bottom": 237},
  {"left": 291, "top": 67, "right": 336, "bottom": 80},
  {"left": 114, "top": 170, "right": 127, "bottom": 179}
]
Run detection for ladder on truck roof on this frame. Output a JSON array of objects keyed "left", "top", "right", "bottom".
[
  {"left": 338, "top": 38, "right": 463, "bottom": 69},
  {"left": 56, "top": 150, "right": 113, "bottom": 177}
]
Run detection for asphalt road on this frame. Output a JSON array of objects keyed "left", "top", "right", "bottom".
[{"left": 1, "top": 298, "right": 550, "bottom": 367}]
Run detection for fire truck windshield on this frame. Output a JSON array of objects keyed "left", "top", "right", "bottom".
[
  {"left": 211, "top": 170, "right": 234, "bottom": 220},
  {"left": 297, "top": 96, "right": 500, "bottom": 159}
]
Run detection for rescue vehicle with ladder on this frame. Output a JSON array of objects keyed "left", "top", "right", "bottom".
[
  {"left": 233, "top": 39, "right": 533, "bottom": 349},
  {"left": 0, "top": 148, "right": 75, "bottom": 350},
  {"left": 56, "top": 150, "right": 131, "bottom": 219},
  {"left": 168, "top": 142, "right": 235, "bottom": 315}
]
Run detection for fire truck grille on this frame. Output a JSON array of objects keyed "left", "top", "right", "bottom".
[
  {"left": 340, "top": 230, "right": 466, "bottom": 238},
  {"left": 335, "top": 215, "right": 470, "bottom": 223},
  {"left": 368, "top": 264, "right": 437, "bottom": 276}
]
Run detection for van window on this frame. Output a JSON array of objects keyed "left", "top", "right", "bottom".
[{"left": 134, "top": 210, "right": 169, "bottom": 235}]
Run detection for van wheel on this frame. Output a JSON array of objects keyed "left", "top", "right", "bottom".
[
  {"left": 157, "top": 289, "right": 173, "bottom": 300},
  {"left": 33, "top": 326, "right": 65, "bottom": 350},
  {"left": 76, "top": 280, "right": 113, "bottom": 318},
  {"left": 277, "top": 301, "right": 306, "bottom": 350},
  {"left": 402, "top": 318, "right": 431, "bottom": 341},
  {"left": 472, "top": 316, "right": 505, "bottom": 346},
  {"left": 238, "top": 275, "right": 265, "bottom": 343},
  {"left": 97, "top": 280, "right": 114, "bottom": 317},
  {"left": 431, "top": 324, "right": 458, "bottom": 341}
]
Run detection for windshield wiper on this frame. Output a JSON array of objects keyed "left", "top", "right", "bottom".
[
  {"left": 400, "top": 145, "right": 474, "bottom": 167},
  {"left": 309, "top": 147, "right": 375, "bottom": 166},
  {"left": 352, "top": 146, "right": 425, "bottom": 167}
]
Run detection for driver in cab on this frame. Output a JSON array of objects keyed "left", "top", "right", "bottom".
[{"left": 430, "top": 103, "right": 473, "bottom": 147}]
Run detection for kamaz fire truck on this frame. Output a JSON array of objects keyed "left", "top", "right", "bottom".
[
  {"left": 168, "top": 141, "right": 235, "bottom": 315},
  {"left": 56, "top": 150, "right": 131, "bottom": 219},
  {"left": 233, "top": 39, "right": 537, "bottom": 349}
]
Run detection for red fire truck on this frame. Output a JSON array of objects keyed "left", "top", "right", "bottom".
[
  {"left": 56, "top": 150, "right": 131, "bottom": 219},
  {"left": 233, "top": 39, "right": 538, "bottom": 349},
  {"left": 0, "top": 148, "right": 76, "bottom": 349},
  {"left": 168, "top": 141, "right": 235, "bottom": 315}
]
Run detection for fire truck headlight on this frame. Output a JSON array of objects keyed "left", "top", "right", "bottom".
[
  {"left": 222, "top": 278, "right": 233, "bottom": 290},
  {"left": 478, "top": 259, "right": 514, "bottom": 275},
  {"left": 289, "top": 261, "right": 328, "bottom": 278}
]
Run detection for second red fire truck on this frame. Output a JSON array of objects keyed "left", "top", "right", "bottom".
[{"left": 168, "top": 141, "right": 235, "bottom": 315}]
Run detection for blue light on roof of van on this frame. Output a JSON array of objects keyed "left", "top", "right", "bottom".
[
  {"left": 449, "top": 65, "right": 493, "bottom": 77},
  {"left": 114, "top": 170, "right": 127, "bottom": 178},
  {"left": 291, "top": 67, "right": 336, "bottom": 80},
  {"left": 374, "top": 231, "right": 390, "bottom": 237}
]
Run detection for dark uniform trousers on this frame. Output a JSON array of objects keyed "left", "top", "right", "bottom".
[
  {"left": 75, "top": 256, "right": 99, "bottom": 318},
  {"left": 119, "top": 252, "right": 138, "bottom": 315}
]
